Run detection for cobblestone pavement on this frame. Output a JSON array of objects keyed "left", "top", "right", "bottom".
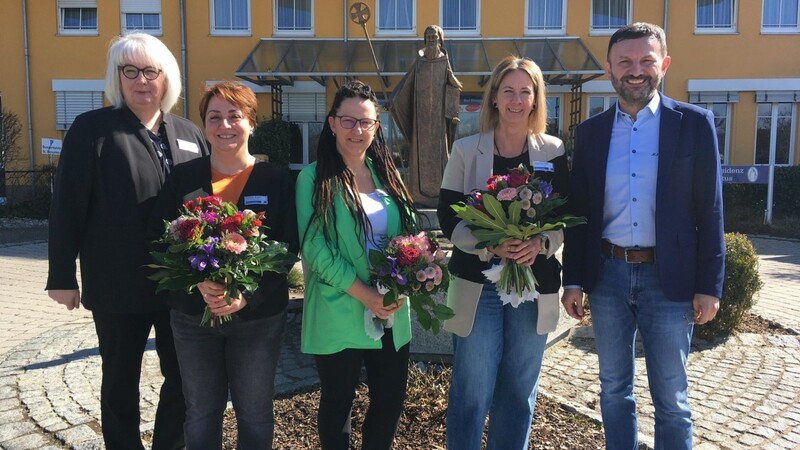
[
  {"left": 1, "top": 236, "right": 799, "bottom": 449},
  {"left": 539, "top": 235, "right": 800, "bottom": 450}
]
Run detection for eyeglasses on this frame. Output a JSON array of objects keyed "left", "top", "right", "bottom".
[
  {"left": 118, "top": 65, "right": 162, "bottom": 80},
  {"left": 335, "top": 115, "right": 379, "bottom": 130}
]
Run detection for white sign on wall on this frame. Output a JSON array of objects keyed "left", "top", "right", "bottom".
[{"left": 41, "top": 138, "right": 63, "bottom": 155}]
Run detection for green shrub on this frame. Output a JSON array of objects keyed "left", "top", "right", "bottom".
[
  {"left": 249, "top": 118, "right": 301, "bottom": 166},
  {"left": 774, "top": 165, "right": 800, "bottom": 214},
  {"left": 287, "top": 265, "right": 304, "bottom": 289},
  {"left": 694, "top": 233, "right": 763, "bottom": 341}
]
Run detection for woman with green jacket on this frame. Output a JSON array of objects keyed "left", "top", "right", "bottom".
[{"left": 296, "top": 80, "right": 419, "bottom": 450}]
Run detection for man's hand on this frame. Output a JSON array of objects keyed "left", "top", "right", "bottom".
[
  {"left": 48, "top": 289, "right": 81, "bottom": 310},
  {"left": 692, "top": 293, "right": 720, "bottom": 325},
  {"left": 561, "top": 287, "right": 585, "bottom": 320}
]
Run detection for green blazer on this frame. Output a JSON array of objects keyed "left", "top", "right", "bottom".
[{"left": 296, "top": 159, "right": 412, "bottom": 355}]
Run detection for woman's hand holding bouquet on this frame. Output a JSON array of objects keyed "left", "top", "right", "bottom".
[
  {"left": 149, "top": 196, "right": 298, "bottom": 326},
  {"left": 451, "top": 164, "right": 585, "bottom": 307}
]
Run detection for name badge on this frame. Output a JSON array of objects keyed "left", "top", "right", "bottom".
[
  {"left": 533, "top": 161, "right": 554, "bottom": 172},
  {"left": 244, "top": 195, "right": 268, "bottom": 205},
  {"left": 176, "top": 139, "right": 199, "bottom": 154}
]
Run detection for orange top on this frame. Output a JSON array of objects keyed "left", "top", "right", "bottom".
[{"left": 211, "top": 164, "right": 255, "bottom": 204}]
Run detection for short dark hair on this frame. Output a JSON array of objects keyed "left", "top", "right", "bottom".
[{"left": 606, "top": 22, "right": 667, "bottom": 61}]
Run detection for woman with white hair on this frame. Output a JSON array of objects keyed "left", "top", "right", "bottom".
[{"left": 46, "top": 32, "right": 208, "bottom": 450}]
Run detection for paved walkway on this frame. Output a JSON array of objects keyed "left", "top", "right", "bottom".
[
  {"left": 0, "top": 235, "right": 798, "bottom": 449},
  {"left": 540, "top": 235, "right": 800, "bottom": 450}
]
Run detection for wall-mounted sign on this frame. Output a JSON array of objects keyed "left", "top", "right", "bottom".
[
  {"left": 41, "top": 138, "right": 63, "bottom": 155},
  {"left": 721, "top": 165, "right": 768, "bottom": 184}
]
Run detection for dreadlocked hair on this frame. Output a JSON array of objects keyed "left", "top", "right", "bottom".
[{"left": 303, "top": 80, "right": 419, "bottom": 253}]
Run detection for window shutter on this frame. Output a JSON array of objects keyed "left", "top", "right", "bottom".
[
  {"left": 284, "top": 93, "right": 326, "bottom": 122},
  {"left": 55, "top": 91, "right": 104, "bottom": 130},
  {"left": 688, "top": 92, "right": 740, "bottom": 103},
  {"left": 756, "top": 91, "right": 800, "bottom": 102},
  {"left": 58, "top": 0, "right": 97, "bottom": 7},
  {"left": 121, "top": 0, "right": 161, "bottom": 13}
]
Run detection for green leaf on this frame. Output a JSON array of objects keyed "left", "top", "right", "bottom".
[
  {"left": 508, "top": 201, "right": 521, "bottom": 226},
  {"left": 481, "top": 195, "right": 508, "bottom": 226},
  {"left": 383, "top": 290, "right": 398, "bottom": 307},
  {"left": 452, "top": 204, "right": 505, "bottom": 231},
  {"left": 432, "top": 303, "right": 455, "bottom": 320}
]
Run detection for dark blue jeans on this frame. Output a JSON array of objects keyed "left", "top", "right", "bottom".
[
  {"left": 314, "top": 328, "right": 410, "bottom": 450},
  {"left": 170, "top": 309, "right": 286, "bottom": 450}
]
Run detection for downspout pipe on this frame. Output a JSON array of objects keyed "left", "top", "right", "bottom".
[
  {"left": 343, "top": 0, "right": 348, "bottom": 41},
  {"left": 23, "top": 0, "right": 34, "bottom": 168},
  {"left": 180, "top": 0, "right": 188, "bottom": 117}
]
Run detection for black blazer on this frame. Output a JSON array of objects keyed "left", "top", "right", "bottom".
[
  {"left": 149, "top": 157, "right": 299, "bottom": 319},
  {"left": 563, "top": 95, "right": 725, "bottom": 301},
  {"left": 46, "top": 106, "right": 209, "bottom": 313}
]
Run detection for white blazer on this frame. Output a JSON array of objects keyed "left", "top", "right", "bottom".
[{"left": 440, "top": 129, "right": 566, "bottom": 337}]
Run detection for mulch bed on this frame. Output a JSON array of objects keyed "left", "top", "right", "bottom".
[{"left": 216, "top": 313, "right": 792, "bottom": 449}]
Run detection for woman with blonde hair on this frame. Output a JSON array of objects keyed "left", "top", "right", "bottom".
[{"left": 438, "top": 55, "right": 570, "bottom": 450}]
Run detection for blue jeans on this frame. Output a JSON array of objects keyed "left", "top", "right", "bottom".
[
  {"left": 170, "top": 309, "right": 286, "bottom": 450},
  {"left": 590, "top": 256, "right": 695, "bottom": 450},
  {"left": 446, "top": 284, "right": 548, "bottom": 450}
]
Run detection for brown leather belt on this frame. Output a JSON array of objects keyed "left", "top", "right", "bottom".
[{"left": 601, "top": 241, "right": 655, "bottom": 264}]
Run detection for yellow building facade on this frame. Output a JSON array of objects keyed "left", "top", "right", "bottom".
[{"left": 1, "top": 0, "right": 798, "bottom": 182}]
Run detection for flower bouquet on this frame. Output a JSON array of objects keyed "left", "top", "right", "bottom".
[
  {"left": 368, "top": 231, "right": 454, "bottom": 336},
  {"left": 451, "top": 164, "right": 585, "bottom": 306},
  {"left": 149, "top": 195, "right": 298, "bottom": 326}
]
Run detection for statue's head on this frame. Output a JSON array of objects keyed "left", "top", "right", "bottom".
[{"left": 424, "top": 25, "right": 444, "bottom": 49}]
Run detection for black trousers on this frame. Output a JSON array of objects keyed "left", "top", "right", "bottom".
[
  {"left": 92, "top": 309, "right": 185, "bottom": 450},
  {"left": 314, "top": 328, "right": 410, "bottom": 450}
]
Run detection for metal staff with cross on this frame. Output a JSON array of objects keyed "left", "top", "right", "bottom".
[{"left": 349, "top": 2, "right": 389, "bottom": 102}]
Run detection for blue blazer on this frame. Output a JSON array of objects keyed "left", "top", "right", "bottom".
[{"left": 563, "top": 95, "right": 725, "bottom": 301}]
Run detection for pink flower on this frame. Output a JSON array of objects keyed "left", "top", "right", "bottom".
[
  {"left": 425, "top": 281, "right": 435, "bottom": 292},
  {"left": 497, "top": 187, "right": 517, "bottom": 201},
  {"left": 416, "top": 270, "right": 427, "bottom": 282},
  {"left": 425, "top": 266, "right": 436, "bottom": 279},
  {"left": 221, "top": 233, "right": 247, "bottom": 254}
]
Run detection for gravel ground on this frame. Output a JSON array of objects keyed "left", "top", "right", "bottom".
[{"left": 216, "top": 313, "right": 788, "bottom": 449}]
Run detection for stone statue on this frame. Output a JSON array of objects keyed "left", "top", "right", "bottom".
[{"left": 390, "top": 25, "right": 462, "bottom": 207}]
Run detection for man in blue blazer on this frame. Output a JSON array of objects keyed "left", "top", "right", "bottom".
[{"left": 561, "top": 23, "right": 725, "bottom": 450}]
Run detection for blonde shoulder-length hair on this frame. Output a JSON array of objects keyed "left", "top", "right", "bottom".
[
  {"left": 103, "top": 32, "right": 182, "bottom": 112},
  {"left": 478, "top": 56, "right": 548, "bottom": 135}
]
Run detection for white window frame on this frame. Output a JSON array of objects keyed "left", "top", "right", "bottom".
[
  {"left": 121, "top": 0, "right": 162, "bottom": 35},
  {"left": 376, "top": 0, "right": 416, "bottom": 36},
  {"left": 525, "top": 0, "right": 567, "bottom": 36},
  {"left": 440, "top": 0, "right": 480, "bottom": 36},
  {"left": 58, "top": 1, "right": 98, "bottom": 36},
  {"left": 761, "top": 0, "right": 800, "bottom": 33},
  {"left": 274, "top": 0, "right": 314, "bottom": 36},
  {"left": 52, "top": 80, "right": 105, "bottom": 130},
  {"left": 695, "top": 0, "right": 738, "bottom": 34},
  {"left": 590, "top": 0, "right": 631, "bottom": 35},
  {"left": 754, "top": 97, "right": 797, "bottom": 166},
  {"left": 690, "top": 98, "right": 734, "bottom": 164},
  {"left": 546, "top": 95, "right": 562, "bottom": 136},
  {"left": 210, "top": 0, "right": 251, "bottom": 36},
  {"left": 586, "top": 95, "right": 617, "bottom": 118}
]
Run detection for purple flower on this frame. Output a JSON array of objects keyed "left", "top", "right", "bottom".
[
  {"left": 200, "top": 211, "right": 218, "bottom": 224},
  {"left": 394, "top": 272, "right": 407, "bottom": 286},
  {"left": 539, "top": 181, "right": 554, "bottom": 199},
  {"left": 201, "top": 237, "right": 219, "bottom": 255}
]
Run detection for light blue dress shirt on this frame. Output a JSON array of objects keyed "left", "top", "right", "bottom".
[{"left": 602, "top": 94, "right": 661, "bottom": 248}]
